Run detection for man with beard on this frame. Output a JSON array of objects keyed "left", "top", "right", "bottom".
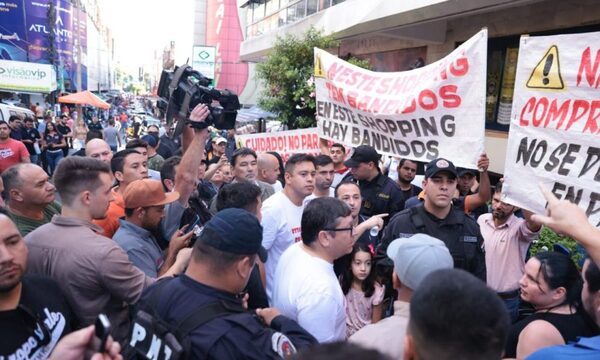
[
  {"left": 112, "top": 179, "right": 193, "bottom": 277},
  {"left": 0, "top": 209, "right": 74, "bottom": 358},
  {"left": 477, "top": 181, "right": 541, "bottom": 322},
  {"left": 396, "top": 159, "right": 422, "bottom": 211},
  {"left": 309, "top": 155, "right": 335, "bottom": 199}
]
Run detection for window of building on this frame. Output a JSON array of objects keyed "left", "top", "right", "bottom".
[
  {"left": 307, "top": 0, "right": 318, "bottom": 15},
  {"left": 482, "top": 24, "right": 600, "bottom": 132}
]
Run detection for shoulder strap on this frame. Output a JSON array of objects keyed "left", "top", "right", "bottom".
[
  {"left": 176, "top": 300, "right": 246, "bottom": 336},
  {"left": 146, "top": 278, "right": 173, "bottom": 311},
  {"left": 410, "top": 206, "right": 426, "bottom": 231}
]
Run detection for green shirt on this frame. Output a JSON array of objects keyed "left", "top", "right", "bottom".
[
  {"left": 147, "top": 154, "right": 165, "bottom": 172},
  {"left": 8, "top": 201, "right": 62, "bottom": 236}
]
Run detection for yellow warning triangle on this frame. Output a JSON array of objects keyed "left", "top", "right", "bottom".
[
  {"left": 314, "top": 53, "right": 325, "bottom": 78},
  {"left": 526, "top": 45, "right": 564, "bottom": 90}
]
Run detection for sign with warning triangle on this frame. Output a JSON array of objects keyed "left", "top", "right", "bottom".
[
  {"left": 314, "top": 52, "right": 325, "bottom": 78},
  {"left": 526, "top": 45, "right": 564, "bottom": 89}
]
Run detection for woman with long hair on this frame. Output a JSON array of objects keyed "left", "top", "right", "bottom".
[
  {"left": 504, "top": 251, "right": 598, "bottom": 359},
  {"left": 42, "top": 122, "right": 66, "bottom": 175}
]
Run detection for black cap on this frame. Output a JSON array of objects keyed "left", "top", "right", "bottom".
[
  {"left": 425, "top": 158, "right": 458, "bottom": 179},
  {"left": 200, "top": 208, "right": 267, "bottom": 262},
  {"left": 457, "top": 167, "right": 477, "bottom": 177},
  {"left": 344, "top": 145, "right": 381, "bottom": 168}
]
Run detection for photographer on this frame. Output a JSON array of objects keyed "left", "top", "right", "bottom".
[{"left": 160, "top": 104, "right": 212, "bottom": 241}]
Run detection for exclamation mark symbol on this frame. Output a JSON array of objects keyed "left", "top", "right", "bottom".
[{"left": 543, "top": 54, "right": 553, "bottom": 85}]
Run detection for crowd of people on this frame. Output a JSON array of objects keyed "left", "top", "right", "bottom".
[{"left": 0, "top": 102, "right": 599, "bottom": 360}]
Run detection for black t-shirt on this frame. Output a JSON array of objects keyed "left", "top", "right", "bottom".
[
  {"left": 44, "top": 133, "right": 63, "bottom": 149},
  {"left": 0, "top": 275, "right": 75, "bottom": 358},
  {"left": 21, "top": 127, "right": 41, "bottom": 155},
  {"left": 398, "top": 184, "right": 423, "bottom": 211},
  {"left": 56, "top": 124, "right": 71, "bottom": 136}
]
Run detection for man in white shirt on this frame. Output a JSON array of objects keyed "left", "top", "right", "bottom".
[
  {"left": 257, "top": 152, "right": 282, "bottom": 192},
  {"left": 261, "top": 154, "right": 315, "bottom": 301},
  {"left": 272, "top": 197, "right": 354, "bottom": 343},
  {"left": 312, "top": 154, "right": 335, "bottom": 198}
]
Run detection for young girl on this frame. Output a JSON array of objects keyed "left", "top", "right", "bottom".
[{"left": 340, "top": 243, "right": 385, "bottom": 337}]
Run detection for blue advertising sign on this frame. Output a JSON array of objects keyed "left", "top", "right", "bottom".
[
  {"left": 0, "top": 0, "right": 28, "bottom": 61},
  {"left": 25, "top": 0, "right": 81, "bottom": 90}
]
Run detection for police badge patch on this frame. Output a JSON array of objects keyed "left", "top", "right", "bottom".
[
  {"left": 436, "top": 159, "right": 449, "bottom": 168},
  {"left": 271, "top": 332, "right": 296, "bottom": 357}
]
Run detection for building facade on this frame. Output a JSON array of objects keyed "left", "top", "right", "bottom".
[{"left": 238, "top": 0, "right": 600, "bottom": 173}]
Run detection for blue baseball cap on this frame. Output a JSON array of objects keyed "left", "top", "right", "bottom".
[{"left": 200, "top": 208, "right": 267, "bottom": 262}]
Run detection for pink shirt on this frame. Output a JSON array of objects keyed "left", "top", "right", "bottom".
[
  {"left": 477, "top": 213, "right": 540, "bottom": 292},
  {"left": 345, "top": 282, "right": 385, "bottom": 337}
]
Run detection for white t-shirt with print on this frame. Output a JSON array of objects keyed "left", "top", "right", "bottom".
[
  {"left": 272, "top": 242, "right": 346, "bottom": 343},
  {"left": 261, "top": 190, "right": 304, "bottom": 302}
]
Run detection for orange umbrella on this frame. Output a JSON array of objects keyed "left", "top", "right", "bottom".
[{"left": 58, "top": 90, "right": 110, "bottom": 109}]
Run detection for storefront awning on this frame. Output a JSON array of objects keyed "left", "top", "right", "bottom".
[{"left": 58, "top": 90, "right": 110, "bottom": 109}]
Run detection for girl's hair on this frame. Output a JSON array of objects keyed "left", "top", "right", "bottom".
[
  {"left": 340, "top": 242, "right": 377, "bottom": 297},
  {"left": 44, "top": 122, "right": 55, "bottom": 137},
  {"left": 534, "top": 251, "right": 582, "bottom": 308}
]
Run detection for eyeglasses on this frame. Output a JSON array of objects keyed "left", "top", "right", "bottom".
[{"left": 323, "top": 227, "right": 354, "bottom": 236}]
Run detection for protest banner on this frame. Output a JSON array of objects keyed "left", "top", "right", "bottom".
[
  {"left": 236, "top": 128, "right": 321, "bottom": 162},
  {"left": 314, "top": 29, "right": 487, "bottom": 169},
  {"left": 503, "top": 31, "right": 600, "bottom": 226}
]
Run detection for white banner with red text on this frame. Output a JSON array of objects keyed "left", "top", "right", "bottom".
[
  {"left": 503, "top": 31, "right": 600, "bottom": 226},
  {"left": 314, "top": 29, "right": 487, "bottom": 169},
  {"left": 236, "top": 128, "right": 321, "bottom": 162}
]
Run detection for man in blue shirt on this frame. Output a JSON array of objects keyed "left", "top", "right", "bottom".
[{"left": 113, "top": 178, "right": 193, "bottom": 277}]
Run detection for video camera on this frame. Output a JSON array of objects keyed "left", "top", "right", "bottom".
[{"left": 157, "top": 65, "right": 240, "bottom": 137}]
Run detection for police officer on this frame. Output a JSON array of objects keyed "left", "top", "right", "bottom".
[
  {"left": 344, "top": 145, "right": 402, "bottom": 223},
  {"left": 135, "top": 208, "right": 317, "bottom": 359},
  {"left": 377, "top": 158, "right": 486, "bottom": 282}
]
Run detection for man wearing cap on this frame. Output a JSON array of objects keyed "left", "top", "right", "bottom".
[
  {"left": 207, "top": 136, "right": 227, "bottom": 165},
  {"left": 113, "top": 179, "right": 193, "bottom": 277},
  {"left": 350, "top": 234, "right": 454, "bottom": 358},
  {"left": 141, "top": 134, "right": 165, "bottom": 171},
  {"left": 136, "top": 208, "right": 317, "bottom": 358},
  {"left": 344, "top": 145, "right": 402, "bottom": 222},
  {"left": 456, "top": 165, "right": 489, "bottom": 219},
  {"left": 377, "top": 158, "right": 486, "bottom": 281}
]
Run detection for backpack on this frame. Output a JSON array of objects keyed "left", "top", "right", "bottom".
[{"left": 124, "top": 279, "right": 245, "bottom": 360}]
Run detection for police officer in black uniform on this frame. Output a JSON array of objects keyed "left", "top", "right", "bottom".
[
  {"left": 344, "top": 145, "right": 403, "bottom": 224},
  {"left": 134, "top": 208, "right": 317, "bottom": 359},
  {"left": 377, "top": 158, "right": 486, "bottom": 282}
]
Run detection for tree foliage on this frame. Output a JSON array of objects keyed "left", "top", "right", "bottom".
[{"left": 256, "top": 27, "right": 369, "bottom": 129}]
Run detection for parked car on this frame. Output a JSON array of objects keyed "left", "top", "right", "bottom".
[{"left": 0, "top": 103, "right": 36, "bottom": 122}]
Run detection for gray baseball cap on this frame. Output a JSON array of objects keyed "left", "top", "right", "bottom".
[{"left": 387, "top": 234, "right": 454, "bottom": 290}]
